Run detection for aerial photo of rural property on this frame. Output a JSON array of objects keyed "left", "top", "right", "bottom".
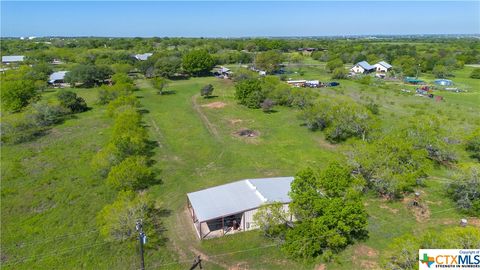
[{"left": 1, "top": 1, "right": 479, "bottom": 269}]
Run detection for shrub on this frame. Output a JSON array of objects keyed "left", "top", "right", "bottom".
[
  {"left": 1, "top": 113, "right": 42, "bottom": 144},
  {"left": 91, "top": 143, "right": 123, "bottom": 177},
  {"left": 466, "top": 128, "right": 480, "bottom": 161},
  {"left": 56, "top": 90, "right": 88, "bottom": 113},
  {"left": 446, "top": 164, "right": 480, "bottom": 216},
  {"left": 1, "top": 79, "right": 38, "bottom": 112},
  {"left": 331, "top": 67, "right": 347, "bottom": 79},
  {"left": 234, "top": 79, "right": 264, "bottom": 108},
  {"left": 470, "top": 68, "right": 480, "bottom": 79},
  {"left": 261, "top": 99, "right": 275, "bottom": 112},
  {"left": 200, "top": 84, "right": 214, "bottom": 98},
  {"left": 28, "top": 102, "right": 67, "bottom": 127},
  {"left": 97, "top": 82, "right": 135, "bottom": 105},
  {"left": 106, "top": 95, "right": 139, "bottom": 117},
  {"left": 97, "top": 191, "right": 152, "bottom": 242},
  {"left": 106, "top": 156, "right": 154, "bottom": 190}
]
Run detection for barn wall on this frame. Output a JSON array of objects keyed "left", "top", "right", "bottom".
[{"left": 241, "top": 203, "right": 293, "bottom": 232}]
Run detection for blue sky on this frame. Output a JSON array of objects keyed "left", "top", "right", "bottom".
[{"left": 1, "top": 1, "right": 479, "bottom": 37}]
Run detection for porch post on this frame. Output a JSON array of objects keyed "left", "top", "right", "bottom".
[
  {"left": 222, "top": 217, "right": 225, "bottom": 236},
  {"left": 199, "top": 221, "right": 202, "bottom": 239},
  {"left": 243, "top": 213, "right": 246, "bottom": 231}
]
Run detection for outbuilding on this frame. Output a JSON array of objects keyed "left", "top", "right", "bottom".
[
  {"left": 2, "top": 55, "right": 25, "bottom": 64},
  {"left": 287, "top": 80, "right": 306, "bottom": 87},
  {"left": 350, "top": 61, "right": 375, "bottom": 74},
  {"left": 187, "top": 177, "right": 294, "bottom": 239}
]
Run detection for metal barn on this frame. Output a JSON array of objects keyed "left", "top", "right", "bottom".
[{"left": 187, "top": 177, "right": 294, "bottom": 239}]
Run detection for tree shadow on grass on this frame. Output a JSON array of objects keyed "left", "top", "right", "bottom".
[
  {"left": 159, "top": 90, "right": 177, "bottom": 95},
  {"left": 201, "top": 95, "right": 219, "bottom": 99}
]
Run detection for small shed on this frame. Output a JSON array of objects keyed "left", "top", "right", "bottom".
[
  {"left": 434, "top": 79, "right": 453, "bottom": 86},
  {"left": 187, "top": 177, "right": 294, "bottom": 239},
  {"left": 2, "top": 55, "right": 25, "bottom": 64}
]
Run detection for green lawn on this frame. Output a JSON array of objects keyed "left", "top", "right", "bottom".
[{"left": 1, "top": 64, "right": 478, "bottom": 269}]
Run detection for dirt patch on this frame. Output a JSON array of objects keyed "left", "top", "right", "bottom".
[
  {"left": 315, "top": 264, "right": 327, "bottom": 270},
  {"left": 202, "top": 101, "right": 227, "bottom": 109},
  {"left": 360, "top": 260, "right": 381, "bottom": 270},
  {"left": 316, "top": 138, "right": 337, "bottom": 150},
  {"left": 403, "top": 197, "right": 431, "bottom": 222},
  {"left": 354, "top": 245, "right": 379, "bottom": 258},
  {"left": 234, "top": 129, "right": 259, "bottom": 138},
  {"left": 229, "top": 262, "right": 249, "bottom": 270},
  {"left": 189, "top": 247, "right": 229, "bottom": 269},
  {"left": 228, "top": 119, "right": 243, "bottom": 125},
  {"left": 379, "top": 204, "right": 399, "bottom": 214}
]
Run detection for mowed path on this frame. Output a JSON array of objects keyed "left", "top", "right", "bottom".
[{"left": 135, "top": 78, "right": 335, "bottom": 269}]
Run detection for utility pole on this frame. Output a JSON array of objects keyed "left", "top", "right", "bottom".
[{"left": 136, "top": 220, "right": 146, "bottom": 270}]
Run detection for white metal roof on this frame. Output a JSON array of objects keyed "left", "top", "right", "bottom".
[
  {"left": 2, "top": 55, "right": 25, "bottom": 62},
  {"left": 187, "top": 177, "right": 294, "bottom": 222},
  {"left": 375, "top": 61, "right": 392, "bottom": 69},
  {"left": 134, "top": 53, "right": 153, "bottom": 61},
  {"left": 49, "top": 71, "right": 68, "bottom": 83},
  {"left": 355, "top": 61, "right": 375, "bottom": 70}
]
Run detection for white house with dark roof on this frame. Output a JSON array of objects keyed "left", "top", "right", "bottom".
[
  {"left": 2, "top": 55, "right": 25, "bottom": 64},
  {"left": 350, "top": 61, "right": 375, "bottom": 74},
  {"left": 374, "top": 61, "right": 392, "bottom": 73},
  {"left": 187, "top": 177, "right": 294, "bottom": 239}
]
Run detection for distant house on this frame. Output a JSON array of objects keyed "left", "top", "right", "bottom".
[
  {"left": 48, "top": 71, "right": 68, "bottom": 86},
  {"left": 187, "top": 177, "right": 294, "bottom": 239},
  {"left": 350, "top": 61, "right": 375, "bottom": 74},
  {"left": 133, "top": 53, "right": 153, "bottom": 61},
  {"left": 373, "top": 61, "right": 392, "bottom": 73},
  {"left": 2, "top": 55, "right": 25, "bottom": 64}
]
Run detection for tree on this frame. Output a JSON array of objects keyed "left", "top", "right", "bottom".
[
  {"left": 349, "top": 134, "right": 429, "bottom": 199},
  {"left": 331, "top": 67, "right": 347, "bottom": 79},
  {"left": 110, "top": 107, "right": 148, "bottom": 157},
  {"left": 253, "top": 202, "right": 291, "bottom": 238},
  {"left": 254, "top": 50, "right": 284, "bottom": 74},
  {"left": 56, "top": 90, "right": 88, "bottom": 113},
  {"left": 470, "top": 68, "right": 480, "bottom": 79},
  {"left": 91, "top": 143, "right": 123, "bottom": 177},
  {"left": 28, "top": 102, "right": 67, "bottom": 127},
  {"left": 234, "top": 79, "right": 264, "bottom": 108},
  {"left": 64, "top": 64, "right": 113, "bottom": 87},
  {"left": 1, "top": 80, "right": 38, "bottom": 112},
  {"left": 446, "top": 164, "right": 480, "bottom": 216},
  {"left": 182, "top": 50, "right": 215, "bottom": 76},
  {"left": 151, "top": 77, "right": 168, "bottom": 95},
  {"left": 432, "top": 64, "right": 451, "bottom": 78},
  {"left": 326, "top": 58, "right": 344, "bottom": 72},
  {"left": 260, "top": 99, "right": 275, "bottom": 112},
  {"left": 97, "top": 191, "right": 152, "bottom": 242},
  {"left": 283, "top": 163, "right": 368, "bottom": 259},
  {"left": 106, "top": 155, "right": 155, "bottom": 190},
  {"left": 154, "top": 55, "right": 182, "bottom": 78},
  {"left": 200, "top": 84, "right": 214, "bottom": 98},
  {"left": 106, "top": 94, "right": 139, "bottom": 117}
]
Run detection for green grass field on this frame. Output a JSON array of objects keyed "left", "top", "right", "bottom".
[{"left": 1, "top": 62, "right": 479, "bottom": 269}]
